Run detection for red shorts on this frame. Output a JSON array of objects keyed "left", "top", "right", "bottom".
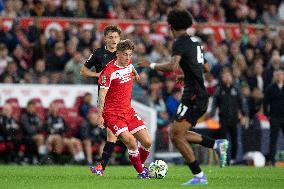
[{"left": 103, "top": 108, "right": 146, "bottom": 136}]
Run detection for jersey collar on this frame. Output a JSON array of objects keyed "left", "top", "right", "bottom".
[
  {"left": 105, "top": 46, "right": 116, "bottom": 53},
  {"left": 114, "top": 61, "right": 126, "bottom": 68}
]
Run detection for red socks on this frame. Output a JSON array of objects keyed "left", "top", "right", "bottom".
[
  {"left": 138, "top": 145, "right": 150, "bottom": 165},
  {"left": 128, "top": 149, "right": 143, "bottom": 173}
]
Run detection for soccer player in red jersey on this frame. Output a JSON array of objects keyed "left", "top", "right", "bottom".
[
  {"left": 81, "top": 25, "right": 140, "bottom": 173},
  {"left": 94, "top": 39, "right": 151, "bottom": 178}
]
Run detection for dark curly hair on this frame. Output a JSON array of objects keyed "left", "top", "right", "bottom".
[{"left": 167, "top": 8, "right": 193, "bottom": 31}]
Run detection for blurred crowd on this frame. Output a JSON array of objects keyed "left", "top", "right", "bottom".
[
  {"left": 0, "top": 93, "right": 132, "bottom": 165},
  {"left": 0, "top": 0, "right": 284, "bottom": 165},
  {"left": 0, "top": 0, "right": 284, "bottom": 24}
]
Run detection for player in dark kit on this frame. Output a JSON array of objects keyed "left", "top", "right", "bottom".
[
  {"left": 138, "top": 8, "right": 228, "bottom": 186},
  {"left": 80, "top": 25, "right": 139, "bottom": 173}
]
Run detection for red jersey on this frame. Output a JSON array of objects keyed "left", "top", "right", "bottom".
[{"left": 98, "top": 59, "right": 134, "bottom": 115}]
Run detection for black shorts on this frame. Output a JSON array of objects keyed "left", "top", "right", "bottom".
[{"left": 174, "top": 98, "right": 208, "bottom": 127}]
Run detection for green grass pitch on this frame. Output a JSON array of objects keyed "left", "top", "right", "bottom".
[{"left": 0, "top": 165, "right": 283, "bottom": 189}]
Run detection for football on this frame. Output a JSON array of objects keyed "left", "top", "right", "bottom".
[{"left": 148, "top": 160, "right": 168, "bottom": 179}]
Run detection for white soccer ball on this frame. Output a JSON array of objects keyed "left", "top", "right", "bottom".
[{"left": 148, "top": 160, "right": 168, "bottom": 179}]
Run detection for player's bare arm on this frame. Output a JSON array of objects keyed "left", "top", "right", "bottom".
[
  {"left": 80, "top": 65, "right": 101, "bottom": 78},
  {"left": 97, "top": 88, "right": 108, "bottom": 128},
  {"left": 137, "top": 55, "right": 181, "bottom": 72}
]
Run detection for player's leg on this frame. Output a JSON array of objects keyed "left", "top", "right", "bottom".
[
  {"left": 100, "top": 128, "right": 117, "bottom": 170},
  {"left": 91, "top": 129, "right": 116, "bottom": 176},
  {"left": 128, "top": 111, "right": 151, "bottom": 166},
  {"left": 98, "top": 140, "right": 106, "bottom": 158},
  {"left": 133, "top": 129, "right": 151, "bottom": 166},
  {"left": 172, "top": 102, "right": 209, "bottom": 185},
  {"left": 119, "top": 130, "right": 148, "bottom": 178},
  {"left": 170, "top": 120, "right": 208, "bottom": 185},
  {"left": 185, "top": 130, "right": 228, "bottom": 167}
]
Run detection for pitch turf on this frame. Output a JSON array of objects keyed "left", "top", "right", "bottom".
[{"left": 0, "top": 165, "right": 283, "bottom": 189}]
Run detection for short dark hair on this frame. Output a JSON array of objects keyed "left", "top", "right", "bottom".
[
  {"left": 116, "top": 39, "right": 135, "bottom": 52},
  {"left": 103, "top": 25, "right": 122, "bottom": 36},
  {"left": 167, "top": 8, "right": 193, "bottom": 31}
]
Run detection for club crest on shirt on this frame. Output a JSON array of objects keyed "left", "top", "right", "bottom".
[{"left": 102, "top": 75, "right": 107, "bottom": 83}]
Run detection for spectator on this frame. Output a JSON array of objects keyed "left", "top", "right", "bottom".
[
  {"left": 43, "top": 1, "right": 59, "bottom": 17},
  {"left": 73, "top": 0, "right": 87, "bottom": 18},
  {"left": 22, "top": 71, "right": 33, "bottom": 84},
  {"left": 12, "top": 45, "right": 29, "bottom": 75},
  {"left": 86, "top": 0, "right": 108, "bottom": 18},
  {"left": 78, "top": 28, "right": 93, "bottom": 51},
  {"left": 247, "top": 8, "right": 261, "bottom": 24},
  {"left": 79, "top": 92, "right": 94, "bottom": 119},
  {"left": 204, "top": 72, "right": 218, "bottom": 96},
  {"left": 27, "top": 18, "right": 41, "bottom": 43},
  {"left": 279, "top": 1, "right": 284, "bottom": 24},
  {"left": 148, "top": 78, "right": 169, "bottom": 128},
  {"left": 64, "top": 51, "right": 83, "bottom": 84},
  {"left": 32, "top": 34, "right": 48, "bottom": 64},
  {"left": 9, "top": 19, "right": 30, "bottom": 50},
  {"left": 262, "top": 3, "right": 280, "bottom": 25},
  {"left": 46, "top": 42, "right": 69, "bottom": 72},
  {"left": 30, "top": 0, "right": 45, "bottom": 17},
  {"left": 263, "top": 70, "right": 284, "bottom": 165},
  {"left": 1, "top": 0, "right": 16, "bottom": 17},
  {"left": 0, "top": 103, "right": 22, "bottom": 163},
  {"left": 223, "top": 0, "right": 238, "bottom": 23},
  {"left": 265, "top": 55, "right": 281, "bottom": 84},
  {"left": 166, "top": 88, "right": 182, "bottom": 120},
  {"left": 20, "top": 100, "right": 46, "bottom": 164},
  {"left": 0, "top": 43, "right": 12, "bottom": 74},
  {"left": 132, "top": 71, "right": 149, "bottom": 105},
  {"left": 209, "top": 70, "right": 248, "bottom": 164},
  {"left": 58, "top": 0, "right": 74, "bottom": 17},
  {"left": 211, "top": 51, "right": 229, "bottom": 79},
  {"left": 1, "top": 60, "right": 21, "bottom": 83},
  {"left": 162, "top": 77, "right": 176, "bottom": 100},
  {"left": 45, "top": 102, "right": 67, "bottom": 164},
  {"left": 32, "top": 59, "right": 47, "bottom": 83},
  {"left": 79, "top": 110, "right": 106, "bottom": 165},
  {"left": 247, "top": 63, "right": 265, "bottom": 92}
]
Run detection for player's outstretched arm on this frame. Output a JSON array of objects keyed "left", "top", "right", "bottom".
[
  {"left": 97, "top": 88, "right": 108, "bottom": 128},
  {"left": 137, "top": 55, "right": 181, "bottom": 72},
  {"left": 80, "top": 65, "right": 101, "bottom": 78}
]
